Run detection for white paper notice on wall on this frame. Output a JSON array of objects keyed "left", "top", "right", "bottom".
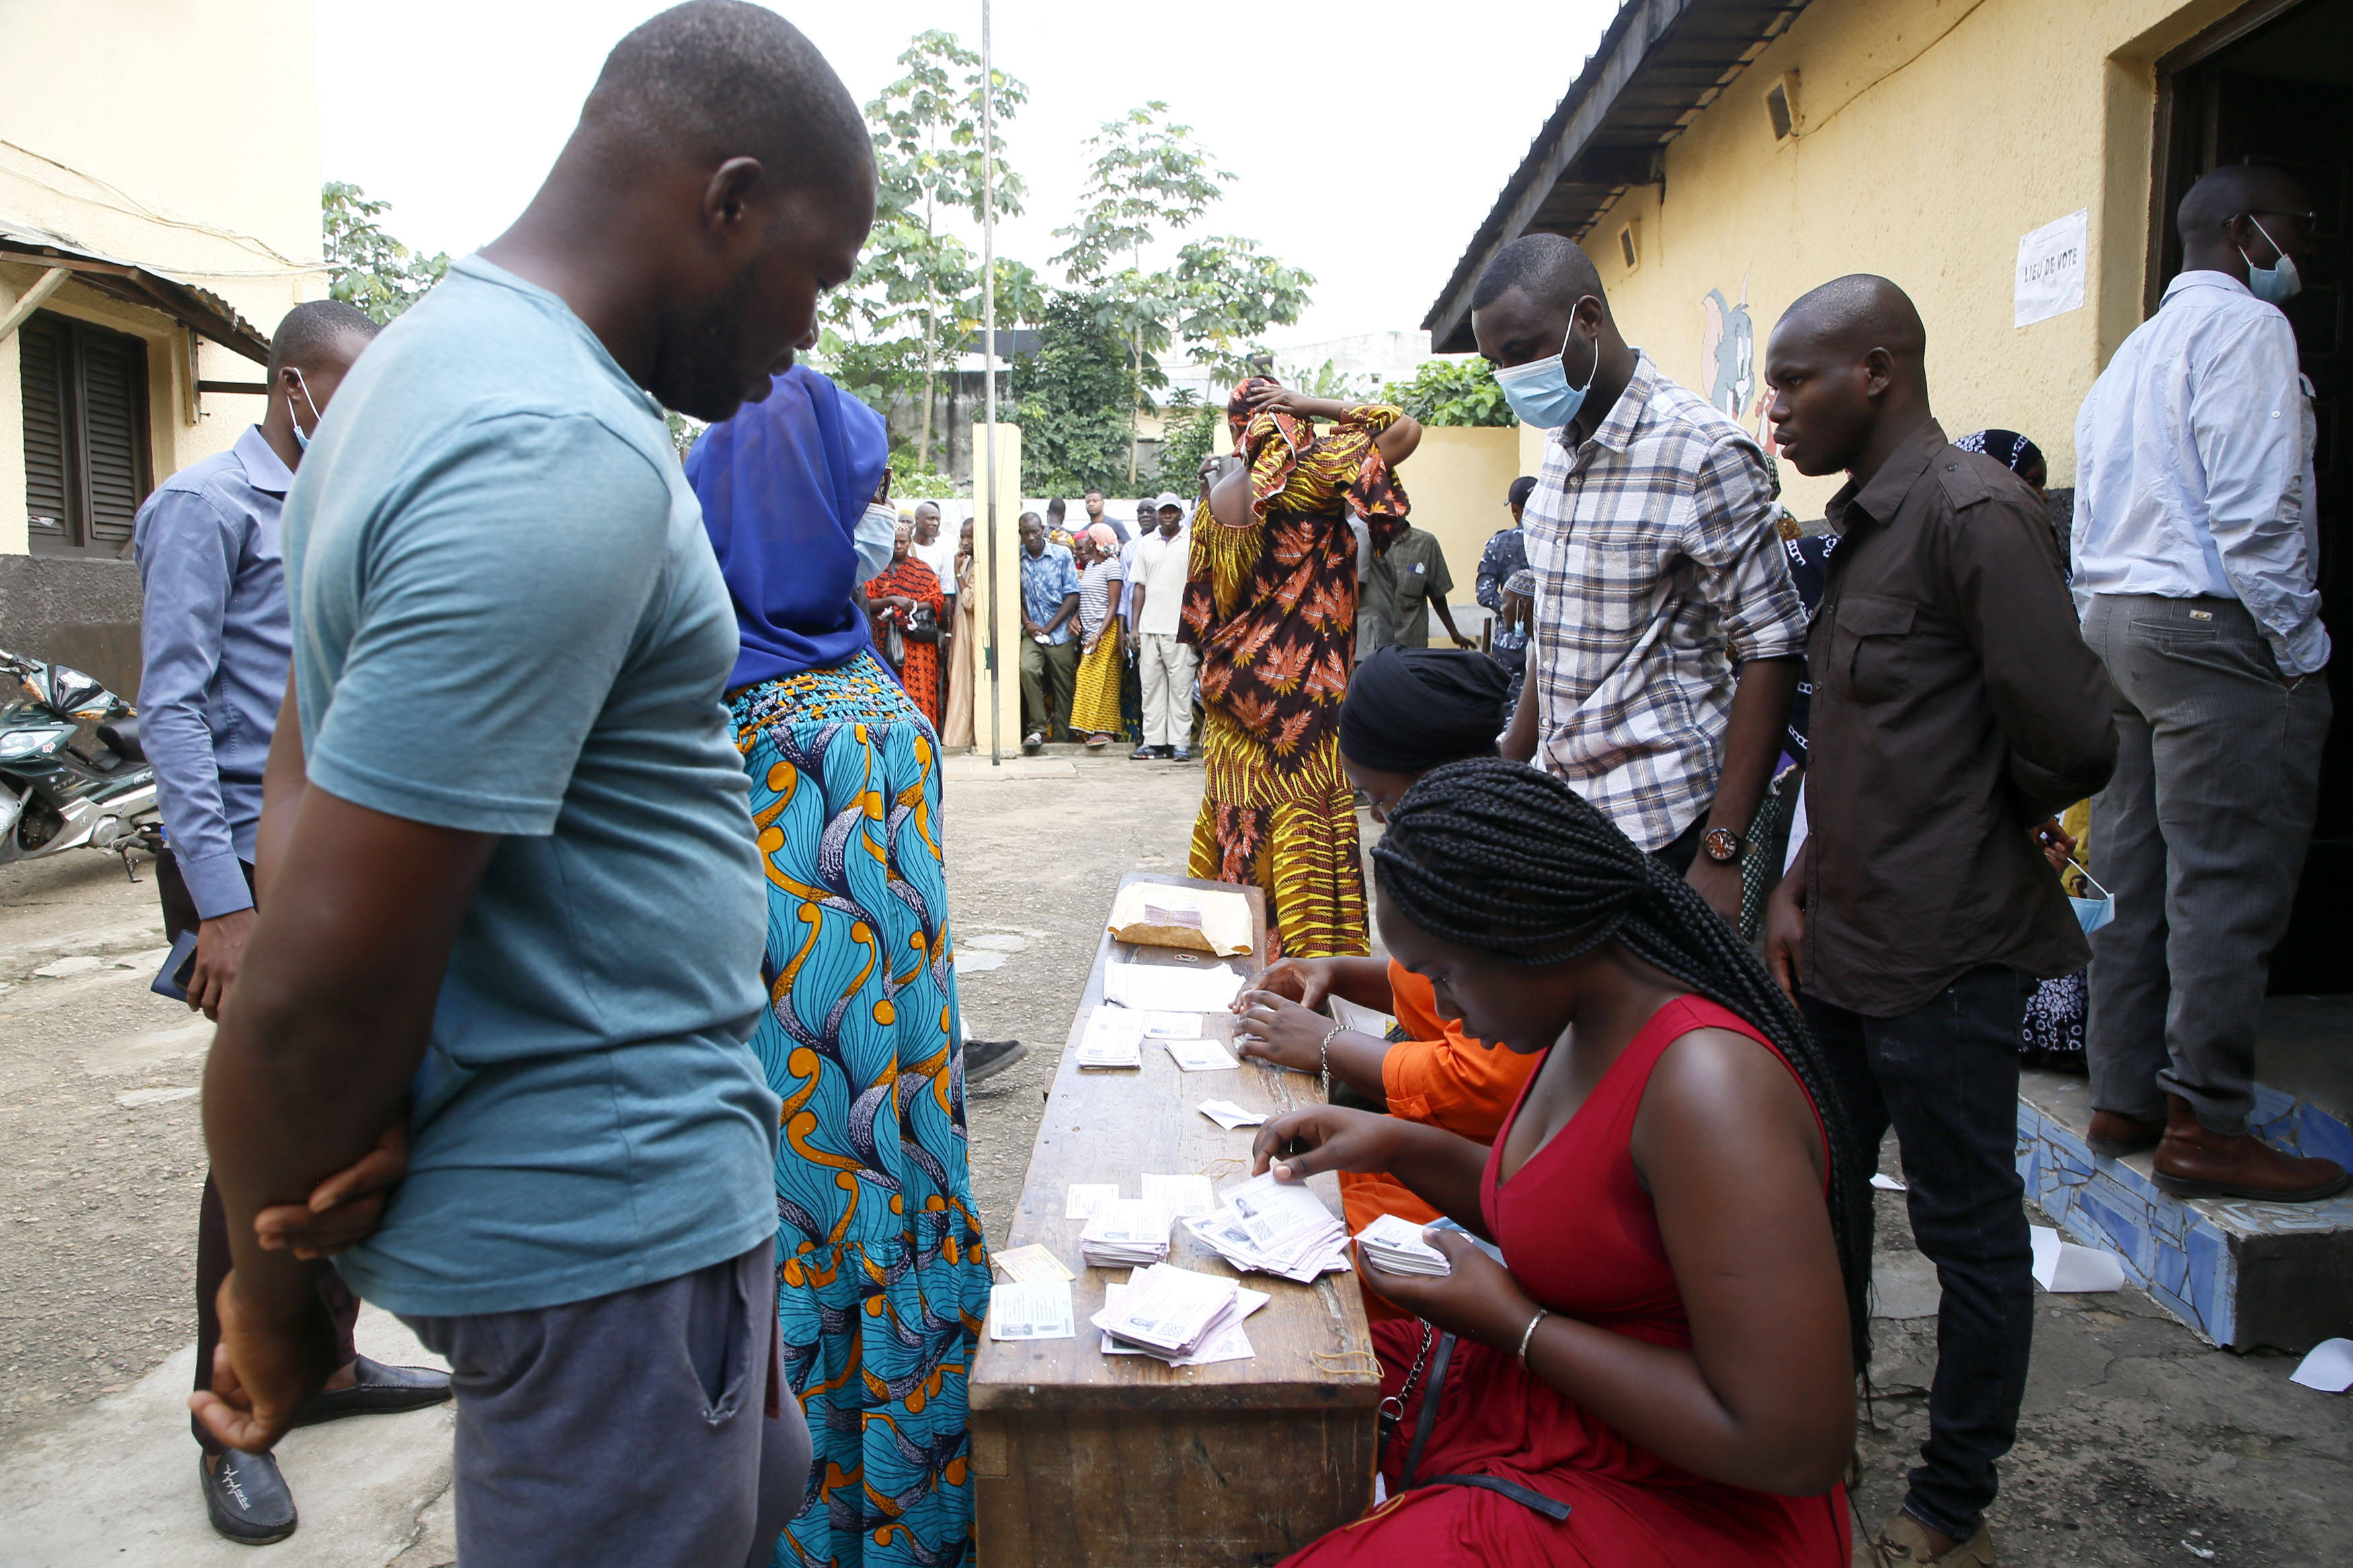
[{"left": 2015, "top": 208, "right": 2090, "bottom": 328}]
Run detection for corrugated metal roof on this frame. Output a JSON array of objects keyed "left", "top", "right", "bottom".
[
  {"left": 1423, "top": 0, "right": 1809, "bottom": 352},
  {"left": 0, "top": 217, "right": 272, "bottom": 364}
]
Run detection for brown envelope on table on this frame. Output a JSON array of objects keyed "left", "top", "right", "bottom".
[{"left": 1107, "top": 884, "right": 1253, "bottom": 957}]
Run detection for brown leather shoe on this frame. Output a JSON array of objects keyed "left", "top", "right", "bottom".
[
  {"left": 2152, "top": 1096, "right": 2350, "bottom": 1202},
  {"left": 1866, "top": 1512, "right": 1995, "bottom": 1565},
  {"left": 2086, "top": 1108, "right": 2163, "bottom": 1158}
]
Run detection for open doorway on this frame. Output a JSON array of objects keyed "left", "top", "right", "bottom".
[{"left": 2154, "top": 0, "right": 2351, "bottom": 993}]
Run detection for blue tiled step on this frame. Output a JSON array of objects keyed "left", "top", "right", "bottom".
[{"left": 2016, "top": 1068, "right": 2353, "bottom": 1352}]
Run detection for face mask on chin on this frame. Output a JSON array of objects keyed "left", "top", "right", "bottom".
[
  {"left": 2241, "top": 215, "right": 2303, "bottom": 306},
  {"left": 1493, "top": 312, "right": 1603, "bottom": 431}
]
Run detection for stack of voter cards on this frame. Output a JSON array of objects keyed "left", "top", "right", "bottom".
[
  {"left": 1353, "top": 1213, "right": 1451, "bottom": 1277},
  {"left": 1099, "top": 1270, "right": 1271, "bottom": 1366},
  {"left": 1080, "top": 1197, "right": 1171, "bottom": 1268},
  {"left": 1089, "top": 1263, "right": 1246, "bottom": 1363},
  {"left": 1183, "top": 1172, "right": 1350, "bottom": 1283},
  {"left": 1075, "top": 1005, "right": 1145, "bottom": 1069}
]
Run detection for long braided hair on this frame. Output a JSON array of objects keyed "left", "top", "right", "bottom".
[{"left": 1371, "top": 758, "right": 1872, "bottom": 1369}]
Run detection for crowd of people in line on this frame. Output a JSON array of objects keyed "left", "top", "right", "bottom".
[{"left": 118, "top": 4, "right": 2335, "bottom": 1566}]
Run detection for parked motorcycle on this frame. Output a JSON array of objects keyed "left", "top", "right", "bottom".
[{"left": 0, "top": 648, "right": 161, "bottom": 877}]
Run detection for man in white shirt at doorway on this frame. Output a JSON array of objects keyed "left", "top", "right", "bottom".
[
  {"left": 1127, "top": 492, "right": 1197, "bottom": 761},
  {"left": 2072, "top": 162, "right": 2345, "bottom": 1204}
]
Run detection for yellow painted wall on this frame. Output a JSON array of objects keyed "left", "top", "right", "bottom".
[
  {"left": 969, "top": 422, "right": 1026, "bottom": 759},
  {"left": 1, "top": 0, "right": 323, "bottom": 551},
  {"left": 1397, "top": 425, "right": 1524, "bottom": 609},
  {"left": 1572, "top": 0, "right": 2249, "bottom": 520}
]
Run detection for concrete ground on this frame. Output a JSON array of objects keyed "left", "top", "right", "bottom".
[{"left": 0, "top": 751, "right": 2345, "bottom": 1565}]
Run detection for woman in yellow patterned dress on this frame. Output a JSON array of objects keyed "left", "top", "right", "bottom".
[
  {"left": 1066, "top": 522, "right": 1128, "bottom": 747},
  {"left": 1179, "top": 378, "right": 1422, "bottom": 957}
]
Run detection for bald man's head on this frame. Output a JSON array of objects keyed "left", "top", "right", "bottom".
[
  {"left": 2178, "top": 164, "right": 2308, "bottom": 241},
  {"left": 505, "top": 1, "right": 877, "bottom": 422},
  {"left": 580, "top": 2, "right": 873, "bottom": 202},
  {"left": 1764, "top": 275, "right": 1933, "bottom": 479}
]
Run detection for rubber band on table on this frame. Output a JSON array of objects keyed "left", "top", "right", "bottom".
[{"left": 1312, "top": 1348, "right": 1381, "bottom": 1376}]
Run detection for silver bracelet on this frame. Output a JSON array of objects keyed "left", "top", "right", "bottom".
[
  {"left": 1318, "top": 1022, "right": 1345, "bottom": 1102},
  {"left": 1515, "top": 1307, "right": 1550, "bottom": 1366}
]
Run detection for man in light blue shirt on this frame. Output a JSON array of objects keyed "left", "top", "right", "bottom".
[
  {"left": 189, "top": 7, "right": 879, "bottom": 1563},
  {"left": 1019, "top": 509, "right": 1082, "bottom": 747},
  {"left": 2072, "top": 163, "right": 2344, "bottom": 1204},
  {"left": 134, "top": 299, "right": 452, "bottom": 1546}
]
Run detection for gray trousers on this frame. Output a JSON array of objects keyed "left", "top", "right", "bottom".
[
  {"left": 404, "top": 1243, "right": 807, "bottom": 1568},
  {"left": 2083, "top": 593, "right": 2331, "bottom": 1133}
]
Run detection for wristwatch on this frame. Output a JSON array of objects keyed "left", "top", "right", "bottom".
[{"left": 1702, "top": 826, "right": 1745, "bottom": 865}]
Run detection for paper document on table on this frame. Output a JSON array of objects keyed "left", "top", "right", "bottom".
[
  {"left": 990, "top": 1243, "right": 1074, "bottom": 1284},
  {"left": 1185, "top": 1172, "right": 1350, "bottom": 1281},
  {"left": 1165, "top": 1037, "right": 1240, "bottom": 1073},
  {"left": 1100, "top": 1277, "right": 1267, "bottom": 1365},
  {"left": 987, "top": 1280, "right": 1075, "bottom": 1340},
  {"left": 1105, "top": 958, "right": 1246, "bottom": 1013},
  {"left": 1080, "top": 1198, "right": 1172, "bottom": 1267},
  {"left": 1141, "top": 1172, "right": 1217, "bottom": 1218},
  {"left": 1328, "top": 995, "right": 1396, "bottom": 1040},
  {"left": 1075, "top": 1005, "right": 1145, "bottom": 1068},
  {"left": 1064, "top": 1183, "right": 1120, "bottom": 1219},
  {"left": 1089, "top": 1262, "right": 1240, "bottom": 1357},
  {"left": 1197, "top": 1098, "right": 1268, "bottom": 1130},
  {"left": 1141, "top": 1011, "right": 1204, "bottom": 1039},
  {"left": 2029, "top": 1225, "right": 2125, "bottom": 1292}
]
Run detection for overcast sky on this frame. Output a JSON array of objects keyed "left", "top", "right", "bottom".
[{"left": 316, "top": 0, "right": 1617, "bottom": 350}]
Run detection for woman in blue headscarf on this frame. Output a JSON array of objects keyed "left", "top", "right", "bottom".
[{"left": 689, "top": 366, "right": 991, "bottom": 1568}]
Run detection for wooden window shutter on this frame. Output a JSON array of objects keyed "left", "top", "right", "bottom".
[
  {"left": 77, "top": 329, "right": 149, "bottom": 551},
  {"left": 15, "top": 310, "right": 154, "bottom": 554},
  {"left": 18, "top": 315, "right": 71, "bottom": 550}
]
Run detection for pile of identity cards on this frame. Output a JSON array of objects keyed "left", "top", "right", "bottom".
[
  {"left": 1183, "top": 1173, "right": 1351, "bottom": 1284},
  {"left": 1090, "top": 1264, "right": 1269, "bottom": 1365}
]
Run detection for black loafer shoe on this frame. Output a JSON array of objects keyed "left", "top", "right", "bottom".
[
  {"left": 963, "top": 1038, "right": 1027, "bottom": 1085},
  {"left": 202, "top": 1448, "right": 297, "bottom": 1545},
  {"left": 291, "top": 1356, "right": 452, "bottom": 1427}
]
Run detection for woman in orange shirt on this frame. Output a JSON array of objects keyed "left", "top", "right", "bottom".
[{"left": 1234, "top": 645, "right": 1529, "bottom": 1270}]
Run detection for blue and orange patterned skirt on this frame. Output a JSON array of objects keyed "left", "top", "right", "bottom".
[{"left": 729, "top": 650, "right": 991, "bottom": 1568}]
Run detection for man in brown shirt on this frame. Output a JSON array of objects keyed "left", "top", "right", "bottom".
[{"left": 1761, "top": 276, "right": 2116, "bottom": 1568}]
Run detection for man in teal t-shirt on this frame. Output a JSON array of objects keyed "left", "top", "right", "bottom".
[{"left": 188, "top": 7, "right": 875, "bottom": 1565}]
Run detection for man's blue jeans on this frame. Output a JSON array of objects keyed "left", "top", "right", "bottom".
[{"left": 1803, "top": 966, "right": 2036, "bottom": 1542}]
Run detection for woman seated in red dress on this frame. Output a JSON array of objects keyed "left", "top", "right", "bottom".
[{"left": 1254, "top": 758, "right": 1867, "bottom": 1567}]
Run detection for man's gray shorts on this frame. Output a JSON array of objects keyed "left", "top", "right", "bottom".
[{"left": 403, "top": 1242, "right": 808, "bottom": 1568}]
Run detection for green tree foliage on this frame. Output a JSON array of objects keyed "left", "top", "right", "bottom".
[
  {"left": 1174, "top": 237, "right": 1314, "bottom": 384},
  {"left": 1152, "top": 388, "right": 1218, "bottom": 494},
  {"left": 321, "top": 181, "right": 448, "bottom": 323},
  {"left": 828, "top": 31, "right": 1027, "bottom": 472},
  {"left": 1012, "top": 294, "right": 1136, "bottom": 499},
  {"left": 1380, "top": 357, "right": 1515, "bottom": 426},
  {"left": 1053, "top": 104, "right": 1232, "bottom": 485}
]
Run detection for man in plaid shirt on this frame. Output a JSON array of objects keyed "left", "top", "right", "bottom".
[{"left": 1473, "top": 235, "right": 1804, "bottom": 923}]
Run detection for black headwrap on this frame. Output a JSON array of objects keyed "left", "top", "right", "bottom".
[
  {"left": 1954, "top": 428, "right": 2045, "bottom": 479},
  {"left": 1339, "top": 645, "right": 1513, "bottom": 774}
]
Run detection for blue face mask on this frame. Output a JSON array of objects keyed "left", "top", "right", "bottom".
[
  {"left": 1493, "top": 313, "right": 1601, "bottom": 431},
  {"left": 2068, "top": 861, "right": 2116, "bottom": 937},
  {"left": 2241, "top": 216, "right": 2303, "bottom": 306},
  {"left": 286, "top": 369, "right": 322, "bottom": 454},
  {"left": 854, "top": 503, "right": 898, "bottom": 583}
]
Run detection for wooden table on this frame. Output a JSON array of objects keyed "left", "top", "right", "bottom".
[{"left": 969, "top": 872, "right": 1380, "bottom": 1566}]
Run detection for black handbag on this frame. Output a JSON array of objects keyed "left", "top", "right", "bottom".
[{"left": 902, "top": 602, "right": 942, "bottom": 643}]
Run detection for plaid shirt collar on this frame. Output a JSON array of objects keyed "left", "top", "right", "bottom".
[{"left": 1554, "top": 350, "right": 1660, "bottom": 461}]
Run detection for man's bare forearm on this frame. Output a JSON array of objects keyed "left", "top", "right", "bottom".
[
  {"left": 206, "top": 789, "right": 495, "bottom": 1318},
  {"left": 1501, "top": 667, "right": 1539, "bottom": 762},
  {"left": 1708, "top": 657, "right": 1798, "bottom": 839}
]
